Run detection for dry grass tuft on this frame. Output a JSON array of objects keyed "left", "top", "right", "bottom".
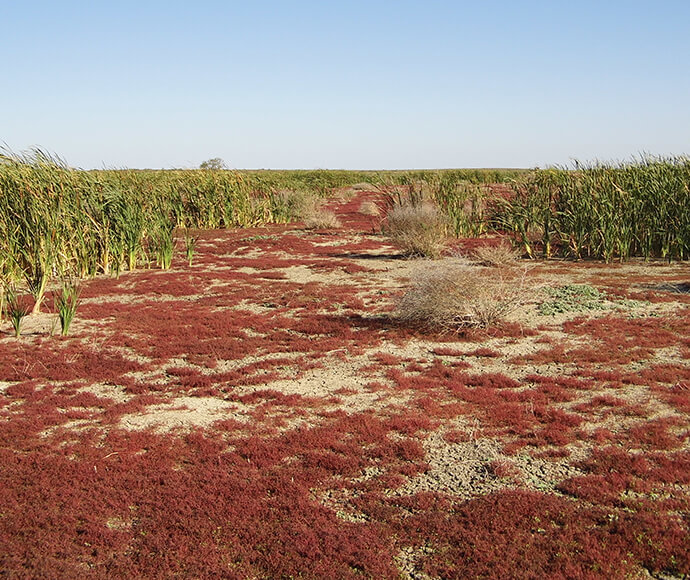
[
  {"left": 384, "top": 202, "right": 448, "bottom": 258},
  {"left": 471, "top": 243, "right": 521, "bottom": 267},
  {"left": 397, "top": 260, "right": 530, "bottom": 331},
  {"left": 275, "top": 189, "right": 319, "bottom": 220},
  {"left": 302, "top": 208, "right": 342, "bottom": 229},
  {"left": 333, "top": 188, "right": 356, "bottom": 202},
  {"left": 275, "top": 189, "right": 341, "bottom": 229},
  {"left": 359, "top": 201, "right": 382, "bottom": 217}
]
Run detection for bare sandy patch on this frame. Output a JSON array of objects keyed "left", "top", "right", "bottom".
[
  {"left": 79, "top": 382, "right": 132, "bottom": 404},
  {"left": 119, "top": 396, "right": 249, "bottom": 433}
]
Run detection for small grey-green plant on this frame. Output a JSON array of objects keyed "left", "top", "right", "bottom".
[
  {"left": 614, "top": 298, "right": 650, "bottom": 310},
  {"left": 538, "top": 284, "right": 607, "bottom": 316},
  {"left": 539, "top": 284, "right": 652, "bottom": 316},
  {"left": 241, "top": 234, "right": 277, "bottom": 242},
  {"left": 55, "top": 280, "right": 81, "bottom": 336}
]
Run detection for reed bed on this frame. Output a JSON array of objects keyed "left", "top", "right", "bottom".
[
  {"left": 0, "top": 152, "right": 419, "bottom": 309},
  {"left": 498, "top": 157, "right": 690, "bottom": 261},
  {"left": 407, "top": 158, "right": 690, "bottom": 262},
  {"left": 0, "top": 151, "right": 303, "bottom": 309}
]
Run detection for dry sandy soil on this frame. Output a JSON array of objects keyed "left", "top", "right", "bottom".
[{"left": 1, "top": 189, "right": 689, "bottom": 578}]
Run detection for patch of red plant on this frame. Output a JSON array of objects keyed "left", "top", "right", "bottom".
[
  {"left": 378, "top": 489, "right": 690, "bottom": 578},
  {"left": 626, "top": 417, "right": 687, "bottom": 450},
  {"left": 0, "top": 341, "right": 146, "bottom": 383}
]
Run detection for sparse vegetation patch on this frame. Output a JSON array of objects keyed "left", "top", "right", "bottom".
[{"left": 538, "top": 284, "right": 649, "bottom": 316}]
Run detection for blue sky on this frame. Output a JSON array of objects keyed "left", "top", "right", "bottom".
[{"left": 3, "top": 1, "right": 689, "bottom": 169}]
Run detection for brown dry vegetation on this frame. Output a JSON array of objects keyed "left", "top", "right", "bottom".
[
  {"left": 383, "top": 201, "right": 448, "bottom": 258},
  {"left": 397, "top": 259, "right": 531, "bottom": 331},
  {"left": 470, "top": 241, "right": 522, "bottom": 266}
]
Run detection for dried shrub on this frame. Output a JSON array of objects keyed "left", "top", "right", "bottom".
[
  {"left": 471, "top": 242, "right": 520, "bottom": 267},
  {"left": 397, "top": 260, "right": 530, "bottom": 331},
  {"left": 384, "top": 201, "right": 447, "bottom": 258},
  {"left": 302, "top": 207, "right": 342, "bottom": 229},
  {"left": 275, "top": 189, "right": 341, "bottom": 229},
  {"left": 273, "top": 188, "right": 319, "bottom": 220},
  {"left": 358, "top": 200, "right": 381, "bottom": 216}
]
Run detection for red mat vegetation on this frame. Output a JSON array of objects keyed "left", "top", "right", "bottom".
[{"left": 1, "top": 189, "right": 689, "bottom": 578}]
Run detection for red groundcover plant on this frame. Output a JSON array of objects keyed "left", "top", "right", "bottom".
[{"left": 1, "top": 189, "right": 689, "bottom": 578}]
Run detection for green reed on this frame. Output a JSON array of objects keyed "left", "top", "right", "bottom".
[{"left": 497, "top": 157, "right": 690, "bottom": 261}]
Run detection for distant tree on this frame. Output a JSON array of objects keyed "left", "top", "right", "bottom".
[{"left": 199, "top": 157, "right": 227, "bottom": 170}]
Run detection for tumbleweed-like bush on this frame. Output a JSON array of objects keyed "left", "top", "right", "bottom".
[
  {"left": 274, "top": 189, "right": 342, "bottom": 229},
  {"left": 471, "top": 242, "right": 521, "bottom": 267},
  {"left": 384, "top": 201, "right": 448, "bottom": 258},
  {"left": 359, "top": 200, "right": 382, "bottom": 217},
  {"left": 302, "top": 207, "right": 342, "bottom": 229},
  {"left": 397, "top": 259, "right": 529, "bottom": 331}
]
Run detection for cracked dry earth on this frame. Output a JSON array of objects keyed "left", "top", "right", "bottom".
[{"left": 1, "top": 189, "right": 690, "bottom": 579}]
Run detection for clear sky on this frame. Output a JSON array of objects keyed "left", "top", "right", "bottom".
[{"left": 3, "top": 1, "right": 689, "bottom": 169}]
